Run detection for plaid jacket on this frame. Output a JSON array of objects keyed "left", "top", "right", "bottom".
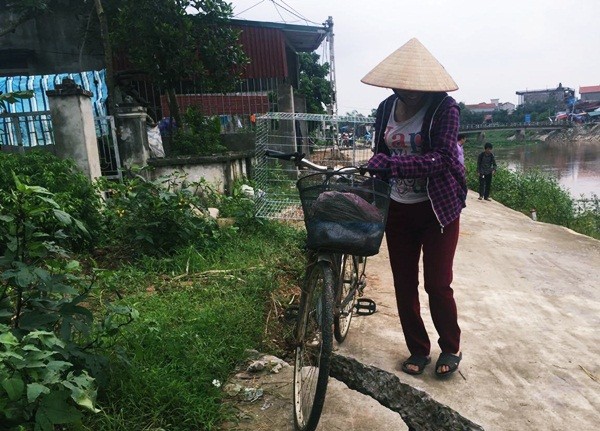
[{"left": 372, "top": 93, "right": 467, "bottom": 228}]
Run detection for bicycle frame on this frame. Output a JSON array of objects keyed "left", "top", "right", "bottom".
[{"left": 265, "top": 149, "right": 385, "bottom": 431}]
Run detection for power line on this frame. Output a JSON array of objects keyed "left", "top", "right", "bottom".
[
  {"left": 277, "top": 0, "right": 322, "bottom": 26},
  {"left": 270, "top": 0, "right": 287, "bottom": 23},
  {"left": 233, "top": 0, "right": 266, "bottom": 17}
]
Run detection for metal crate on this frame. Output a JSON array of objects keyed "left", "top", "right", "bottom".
[{"left": 254, "top": 112, "right": 375, "bottom": 220}]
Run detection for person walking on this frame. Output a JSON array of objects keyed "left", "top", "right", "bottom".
[
  {"left": 477, "top": 142, "right": 497, "bottom": 201},
  {"left": 457, "top": 133, "right": 466, "bottom": 165},
  {"left": 364, "top": 38, "right": 467, "bottom": 377}
]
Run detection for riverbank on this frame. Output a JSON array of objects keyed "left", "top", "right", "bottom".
[{"left": 533, "top": 122, "right": 600, "bottom": 143}]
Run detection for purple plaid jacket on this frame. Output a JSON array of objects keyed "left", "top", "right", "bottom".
[{"left": 370, "top": 93, "right": 467, "bottom": 228}]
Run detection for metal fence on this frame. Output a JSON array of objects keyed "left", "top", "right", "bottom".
[
  {"left": 95, "top": 116, "right": 122, "bottom": 180},
  {"left": 0, "top": 111, "right": 54, "bottom": 149},
  {"left": 254, "top": 112, "right": 374, "bottom": 220},
  {"left": 0, "top": 111, "right": 122, "bottom": 181}
]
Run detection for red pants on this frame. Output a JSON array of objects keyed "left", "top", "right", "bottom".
[{"left": 385, "top": 199, "right": 461, "bottom": 356}]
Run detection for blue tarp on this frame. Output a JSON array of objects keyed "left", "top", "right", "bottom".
[
  {"left": 0, "top": 70, "right": 107, "bottom": 116},
  {"left": 0, "top": 70, "right": 107, "bottom": 146}
]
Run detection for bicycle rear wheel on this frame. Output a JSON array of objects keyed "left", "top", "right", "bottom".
[
  {"left": 293, "top": 261, "right": 334, "bottom": 431},
  {"left": 334, "top": 254, "right": 358, "bottom": 343}
]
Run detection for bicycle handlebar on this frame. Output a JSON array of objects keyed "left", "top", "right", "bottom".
[{"left": 264, "top": 149, "right": 390, "bottom": 177}]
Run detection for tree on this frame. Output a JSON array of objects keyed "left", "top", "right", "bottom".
[
  {"left": 106, "top": 0, "right": 248, "bottom": 126},
  {"left": 0, "top": 0, "right": 51, "bottom": 37},
  {"left": 298, "top": 52, "right": 332, "bottom": 114}
]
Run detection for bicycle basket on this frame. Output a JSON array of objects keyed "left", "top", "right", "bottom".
[{"left": 296, "top": 172, "right": 391, "bottom": 256}]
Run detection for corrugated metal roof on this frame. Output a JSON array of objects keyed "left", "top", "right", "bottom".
[
  {"left": 230, "top": 19, "right": 328, "bottom": 53},
  {"left": 580, "top": 85, "right": 600, "bottom": 94}
]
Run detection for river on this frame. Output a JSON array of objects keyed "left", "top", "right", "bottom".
[{"left": 490, "top": 139, "right": 600, "bottom": 199}]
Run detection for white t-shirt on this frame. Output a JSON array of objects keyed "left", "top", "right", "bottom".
[{"left": 384, "top": 99, "right": 429, "bottom": 204}]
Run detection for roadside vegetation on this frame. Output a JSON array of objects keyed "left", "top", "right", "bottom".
[
  {"left": 0, "top": 151, "right": 305, "bottom": 431},
  {"left": 464, "top": 156, "right": 600, "bottom": 240}
]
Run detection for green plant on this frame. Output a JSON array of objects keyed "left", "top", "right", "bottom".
[
  {"left": 0, "top": 326, "right": 99, "bottom": 430},
  {"left": 0, "top": 91, "right": 34, "bottom": 113},
  {"left": 217, "top": 180, "right": 257, "bottom": 220},
  {"left": 0, "top": 174, "right": 137, "bottom": 430},
  {"left": 465, "top": 159, "right": 575, "bottom": 226},
  {"left": 0, "top": 152, "right": 103, "bottom": 251},
  {"left": 99, "top": 171, "right": 219, "bottom": 256},
  {"left": 0, "top": 176, "right": 96, "bottom": 429},
  {"left": 82, "top": 220, "right": 306, "bottom": 430},
  {"left": 170, "top": 107, "right": 226, "bottom": 156}
]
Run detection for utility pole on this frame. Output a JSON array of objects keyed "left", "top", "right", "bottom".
[{"left": 326, "top": 16, "right": 337, "bottom": 116}]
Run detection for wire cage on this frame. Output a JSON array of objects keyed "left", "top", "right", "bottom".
[{"left": 254, "top": 112, "right": 375, "bottom": 220}]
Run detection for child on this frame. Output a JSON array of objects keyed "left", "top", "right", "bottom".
[{"left": 477, "top": 142, "right": 497, "bottom": 201}]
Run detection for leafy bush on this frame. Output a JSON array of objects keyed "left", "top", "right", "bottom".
[
  {"left": 0, "top": 327, "right": 99, "bottom": 430},
  {"left": 465, "top": 159, "right": 575, "bottom": 226},
  {"left": 99, "top": 172, "right": 219, "bottom": 257},
  {"left": 216, "top": 180, "right": 257, "bottom": 220},
  {"left": 0, "top": 176, "right": 136, "bottom": 430},
  {"left": 0, "top": 152, "right": 102, "bottom": 251},
  {"left": 170, "top": 107, "right": 226, "bottom": 156}
]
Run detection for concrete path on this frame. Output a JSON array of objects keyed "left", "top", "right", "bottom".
[{"left": 222, "top": 192, "right": 600, "bottom": 430}]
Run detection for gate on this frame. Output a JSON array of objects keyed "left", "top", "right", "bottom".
[{"left": 95, "top": 116, "right": 122, "bottom": 180}]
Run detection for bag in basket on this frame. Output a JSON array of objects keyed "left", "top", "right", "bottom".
[{"left": 306, "top": 191, "right": 385, "bottom": 256}]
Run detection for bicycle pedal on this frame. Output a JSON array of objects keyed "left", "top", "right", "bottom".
[
  {"left": 354, "top": 298, "right": 376, "bottom": 315},
  {"left": 284, "top": 305, "right": 299, "bottom": 322}
]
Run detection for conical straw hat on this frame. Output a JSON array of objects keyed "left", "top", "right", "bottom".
[{"left": 361, "top": 38, "right": 458, "bottom": 92}]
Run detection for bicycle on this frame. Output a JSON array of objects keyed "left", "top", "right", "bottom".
[{"left": 265, "top": 150, "right": 391, "bottom": 431}]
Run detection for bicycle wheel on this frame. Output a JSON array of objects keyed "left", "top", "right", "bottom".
[
  {"left": 293, "top": 261, "right": 334, "bottom": 431},
  {"left": 334, "top": 254, "right": 359, "bottom": 343}
]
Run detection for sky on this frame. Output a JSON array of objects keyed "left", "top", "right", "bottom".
[{"left": 228, "top": 0, "right": 600, "bottom": 115}]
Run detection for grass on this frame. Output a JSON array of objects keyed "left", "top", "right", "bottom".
[
  {"left": 81, "top": 221, "right": 306, "bottom": 431},
  {"left": 464, "top": 157, "right": 600, "bottom": 239}
]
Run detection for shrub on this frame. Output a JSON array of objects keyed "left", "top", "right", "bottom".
[
  {"left": 465, "top": 159, "right": 575, "bottom": 226},
  {"left": 0, "top": 151, "right": 102, "bottom": 251},
  {"left": 99, "top": 172, "right": 219, "bottom": 257},
  {"left": 170, "top": 107, "right": 226, "bottom": 156},
  {"left": 0, "top": 175, "right": 136, "bottom": 430}
]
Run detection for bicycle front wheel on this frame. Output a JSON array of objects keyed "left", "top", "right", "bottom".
[
  {"left": 293, "top": 261, "right": 334, "bottom": 431},
  {"left": 334, "top": 254, "right": 358, "bottom": 343}
]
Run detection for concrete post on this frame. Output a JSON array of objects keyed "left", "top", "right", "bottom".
[
  {"left": 46, "top": 78, "right": 102, "bottom": 181},
  {"left": 114, "top": 105, "right": 149, "bottom": 172}
]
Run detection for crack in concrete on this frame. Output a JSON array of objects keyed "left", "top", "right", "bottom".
[{"left": 330, "top": 354, "right": 484, "bottom": 431}]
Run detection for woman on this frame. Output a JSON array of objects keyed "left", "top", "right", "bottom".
[{"left": 364, "top": 38, "right": 467, "bottom": 377}]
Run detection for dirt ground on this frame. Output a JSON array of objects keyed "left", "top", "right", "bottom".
[{"left": 221, "top": 192, "right": 600, "bottom": 431}]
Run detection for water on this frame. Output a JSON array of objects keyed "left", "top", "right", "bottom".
[{"left": 489, "top": 139, "right": 600, "bottom": 199}]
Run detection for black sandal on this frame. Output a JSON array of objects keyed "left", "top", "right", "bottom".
[
  {"left": 435, "top": 352, "right": 462, "bottom": 377},
  {"left": 401, "top": 354, "right": 431, "bottom": 375}
]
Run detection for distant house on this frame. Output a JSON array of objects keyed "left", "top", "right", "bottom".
[
  {"left": 465, "top": 99, "right": 515, "bottom": 114},
  {"left": 152, "top": 19, "right": 330, "bottom": 123},
  {"left": 579, "top": 85, "right": 600, "bottom": 102},
  {"left": 515, "top": 83, "right": 574, "bottom": 105}
]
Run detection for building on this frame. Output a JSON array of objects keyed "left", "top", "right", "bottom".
[
  {"left": 579, "top": 85, "right": 600, "bottom": 102},
  {"left": 0, "top": 1, "right": 103, "bottom": 76},
  {"left": 465, "top": 99, "right": 515, "bottom": 114},
  {"left": 151, "top": 18, "right": 331, "bottom": 123},
  {"left": 0, "top": 2, "right": 332, "bottom": 126},
  {"left": 516, "top": 84, "right": 574, "bottom": 105}
]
